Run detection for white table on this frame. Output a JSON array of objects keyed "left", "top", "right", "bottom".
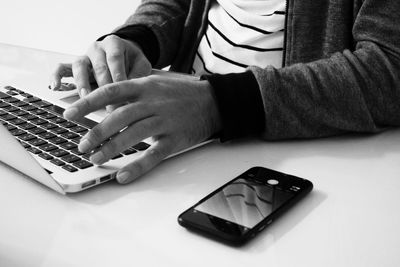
[{"left": 1, "top": 43, "right": 400, "bottom": 267}]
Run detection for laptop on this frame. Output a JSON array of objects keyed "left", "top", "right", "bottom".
[{"left": 0, "top": 70, "right": 209, "bottom": 194}]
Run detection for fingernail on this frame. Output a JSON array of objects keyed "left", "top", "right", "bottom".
[
  {"left": 50, "top": 81, "right": 57, "bottom": 90},
  {"left": 78, "top": 138, "right": 92, "bottom": 152},
  {"left": 117, "top": 171, "right": 131, "bottom": 183},
  {"left": 63, "top": 107, "right": 78, "bottom": 119},
  {"left": 80, "top": 88, "right": 88, "bottom": 97},
  {"left": 90, "top": 151, "right": 106, "bottom": 165}
]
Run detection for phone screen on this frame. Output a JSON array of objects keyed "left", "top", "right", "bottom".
[{"left": 194, "top": 177, "right": 295, "bottom": 229}]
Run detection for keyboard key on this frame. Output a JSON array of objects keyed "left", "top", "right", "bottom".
[
  {"left": 39, "top": 112, "right": 56, "bottom": 119},
  {"left": 3, "top": 86, "right": 16, "bottom": 90},
  {"left": 25, "top": 97, "right": 41, "bottom": 103},
  {"left": 39, "top": 132, "right": 56, "bottom": 139},
  {"left": 21, "top": 93, "right": 33, "bottom": 98},
  {"left": 3, "top": 114, "right": 17, "bottom": 121},
  {"left": 20, "top": 142, "right": 31, "bottom": 149},
  {"left": 40, "top": 143, "right": 58, "bottom": 151},
  {"left": 30, "top": 109, "right": 46, "bottom": 115},
  {"left": 0, "top": 91, "right": 11, "bottom": 99},
  {"left": 62, "top": 165, "right": 78, "bottom": 172},
  {"left": 41, "top": 122, "right": 57, "bottom": 129},
  {"left": 9, "top": 118, "right": 26, "bottom": 125},
  {"left": 82, "top": 153, "right": 91, "bottom": 160},
  {"left": 19, "top": 122, "right": 36, "bottom": 130},
  {"left": 5, "top": 124, "right": 17, "bottom": 131},
  {"left": 70, "top": 137, "right": 82, "bottom": 144},
  {"left": 21, "top": 114, "right": 38, "bottom": 120},
  {"left": 28, "top": 127, "right": 46, "bottom": 135},
  {"left": 3, "top": 106, "right": 19, "bottom": 112},
  {"left": 6, "top": 90, "right": 18, "bottom": 96},
  {"left": 39, "top": 153, "right": 54, "bottom": 160},
  {"left": 44, "top": 105, "right": 64, "bottom": 115},
  {"left": 28, "top": 138, "right": 47, "bottom": 147},
  {"left": 18, "top": 133, "right": 36, "bottom": 141},
  {"left": 0, "top": 102, "right": 11, "bottom": 108},
  {"left": 49, "top": 149, "right": 69, "bottom": 157},
  {"left": 60, "top": 121, "right": 77, "bottom": 128},
  {"left": 71, "top": 148, "right": 84, "bottom": 155},
  {"left": 50, "top": 159, "right": 65, "bottom": 166},
  {"left": 48, "top": 136, "right": 67, "bottom": 144},
  {"left": 27, "top": 147, "right": 42, "bottom": 154},
  {"left": 60, "top": 142, "right": 77, "bottom": 150},
  {"left": 33, "top": 100, "right": 52, "bottom": 108},
  {"left": 122, "top": 148, "right": 137, "bottom": 155},
  {"left": 20, "top": 105, "right": 38, "bottom": 111},
  {"left": 111, "top": 154, "right": 123, "bottom": 160},
  {"left": 61, "top": 154, "right": 81, "bottom": 163},
  {"left": 70, "top": 125, "right": 88, "bottom": 133},
  {"left": 49, "top": 116, "right": 66, "bottom": 124},
  {"left": 61, "top": 132, "right": 80, "bottom": 139},
  {"left": 10, "top": 129, "right": 26, "bottom": 136},
  {"left": 30, "top": 118, "right": 47, "bottom": 125},
  {"left": 73, "top": 160, "right": 93, "bottom": 169},
  {"left": 4, "top": 97, "right": 19, "bottom": 103},
  {"left": 49, "top": 127, "right": 68, "bottom": 134},
  {"left": 133, "top": 142, "right": 150, "bottom": 151},
  {"left": 14, "top": 101, "right": 28, "bottom": 107},
  {"left": 11, "top": 109, "right": 29, "bottom": 116}
]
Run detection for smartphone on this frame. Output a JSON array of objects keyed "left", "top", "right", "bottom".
[{"left": 178, "top": 167, "right": 313, "bottom": 245}]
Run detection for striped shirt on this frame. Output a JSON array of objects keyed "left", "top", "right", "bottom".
[{"left": 192, "top": 0, "right": 286, "bottom": 76}]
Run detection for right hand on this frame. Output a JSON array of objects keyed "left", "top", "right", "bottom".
[{"left": 50, "top": 35, "right": 152, "bottom": 110}]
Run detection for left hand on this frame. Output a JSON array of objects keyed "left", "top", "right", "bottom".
[{"left": 63, "top": 74, "right": 222, "bottom": 184}]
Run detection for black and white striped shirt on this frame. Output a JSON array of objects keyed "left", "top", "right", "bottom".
[{"left": 192, "top": 0, "right": 286, "bottom": 76}]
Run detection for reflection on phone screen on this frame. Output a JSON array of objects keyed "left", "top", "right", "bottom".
[{"left": 195, "top": 178, "right": 294, "bottom": 229}]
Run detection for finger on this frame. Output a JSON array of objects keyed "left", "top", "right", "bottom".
[
  {"left": 87, "top": 45, "right": 113, "bottom": 88},
  {"left": 63, "top": 80, "right": 144, "bottom": 120},
  {"left": 49, "top": 63, "right": 73, "bottom": 90},
  {"left": 78, "top": 102, "right": 154, "bottom": 153},
  {"left": 88, "top": 116, "right": 162, "bottom": 165},
  {"left": 127, "top": 54, "right": 152, "bottom": 79},
  {"left": 116, "top": 138, "right": 173, "bottom": 184},
  {"left": 102, "top": 36, "right": 128, "bottom": 82},
  {"left": 72, "top": 56, "right": 93, "bottom": 97}
]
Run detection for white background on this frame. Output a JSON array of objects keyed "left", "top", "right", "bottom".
[{"left": 0, "top": 0, "right": 141, "bottom": 55}]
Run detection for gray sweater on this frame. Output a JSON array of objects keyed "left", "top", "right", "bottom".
[{"left": 111, "top": 0, "right": 400, "bottom": 140}]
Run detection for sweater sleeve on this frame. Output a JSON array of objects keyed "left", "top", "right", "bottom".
[
  {"left": 108, "top": 0, "right": 192, "bottom": 69},
  {"left": 202, "top": 71, "right": 265, "bottom": 141},
  {"left": 98, "top": 25, "right": 159, "bottom": 66},
  {"left": 249, "top": 0, "right": 400, "bottom": 140}
]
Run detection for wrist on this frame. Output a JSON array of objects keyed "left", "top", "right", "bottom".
[{"left": 199, "top": 80, "right": 223, "bottom": 139}]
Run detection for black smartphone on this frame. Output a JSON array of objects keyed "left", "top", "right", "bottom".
[{"left": 178, "top": 167, "right": 313, "bottom": 245}]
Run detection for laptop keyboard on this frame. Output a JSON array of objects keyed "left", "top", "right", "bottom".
[{"left": 0, "top": 86, "right": 150, "bottom": 173}]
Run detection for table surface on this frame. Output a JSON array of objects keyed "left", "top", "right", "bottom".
[{"left": 1, "top": 43, "right": 400, "bottom": 267}]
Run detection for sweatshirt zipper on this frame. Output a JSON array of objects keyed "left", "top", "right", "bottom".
[{"left": 282, "top": 0, "right": 289, "bottom": 67}]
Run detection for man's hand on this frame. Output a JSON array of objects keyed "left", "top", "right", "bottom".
[
  {"left": 50, "top": 35, "right": 152, "bottom": 110},
  {"left": 63, "top": 74, "right": 222, "bottom": 184}
]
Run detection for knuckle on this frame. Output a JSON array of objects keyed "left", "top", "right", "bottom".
[
  {"left": 114, "top": 106, "right": 131, "bottom": 120},
  {"left": 148, "top": 147, "right": 165, "bottom": 161},
  {"left": 106, "top": 51, "right": 123, "bottom": 61},
  {"left": 92, "top": 63, "right": 108, "bottom": 74},
  {"left": 73, "top": 56, "right": 89, "bottom": 68},
  {"left": 103, "top": 34, "right": 119, "bottom": 42},
  {"left": 102, "top": 83, "right": 121, "bottom": 99},
  {"left": 131, "top": 161, "right": 145, "bottom": 175},
  {"left": 88, "top": 125, "right": 104, "bottom": 143},
  {"left": 102, "top": 140, "right": 119, "bottom": 158}
]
